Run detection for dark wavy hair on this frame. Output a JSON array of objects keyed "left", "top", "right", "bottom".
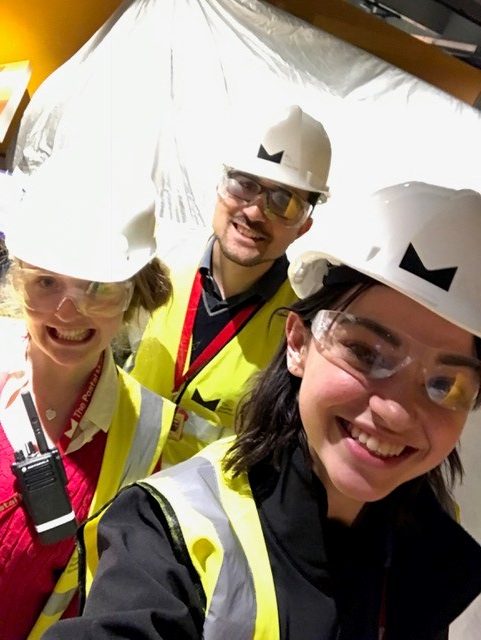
[{"left": 224, "top": 278, "right": 479, "bottom": 509}]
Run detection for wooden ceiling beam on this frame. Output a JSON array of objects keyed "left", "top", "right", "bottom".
[{"left": 265, "top": 0, "right": 481, "bottom": 105}]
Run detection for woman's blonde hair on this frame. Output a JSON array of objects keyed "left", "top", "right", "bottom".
[
  {"left": 112, "top": 256, "right": 172, "bottom": 365},
  {"left": 123, "top": 256, "right": 172, "bottom": 323}
]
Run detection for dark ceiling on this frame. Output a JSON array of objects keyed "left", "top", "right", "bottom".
[{"left": 348, "top": 0, "right": 481, "bottom": 69}]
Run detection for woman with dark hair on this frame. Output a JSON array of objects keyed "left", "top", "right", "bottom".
[{"left": 45, "top": 182, "right": 481, "bottom": 640}]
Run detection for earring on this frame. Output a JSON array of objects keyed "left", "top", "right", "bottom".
[{"left": 287, "top": 347, "right": 301, "bottom": 362}]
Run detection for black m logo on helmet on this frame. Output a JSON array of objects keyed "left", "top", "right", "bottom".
[
  {"left": 399, "top": 244, "right": 457, "bottom": 291},
  {"left": 257, "top": 144, "right": 284, "bottom": 164}
]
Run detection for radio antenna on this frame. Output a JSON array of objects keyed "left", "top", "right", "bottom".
[{"left": 20, "top": 390, "right": 50, "bottom": 454}]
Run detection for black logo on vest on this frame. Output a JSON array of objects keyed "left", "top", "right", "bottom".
[
  {"left": 192, "top": 388, "right": 220, "bottom": 412},
  {"left": 399, "top": 243, "right": 457, "bottom": 291},
  {"left": 257, "top": 144, "right": 284, "bottom": 164}
]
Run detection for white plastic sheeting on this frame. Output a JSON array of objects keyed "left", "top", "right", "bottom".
[
  {"left": 10, "top": 2, "right": 481, "bottom": 632},
  {"left": 12, "top": 0, "right": 481, "bottom": 221}
]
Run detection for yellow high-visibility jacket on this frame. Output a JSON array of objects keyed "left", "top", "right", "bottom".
[
  {"left": 28, "top": 368, "right": 175, "bottom": 639},
  {"left": 83, "top": 437, "right": 280, "bottom": 640},
  {"left": 128, "top": 250, "right": 296, "bottom": 467}
]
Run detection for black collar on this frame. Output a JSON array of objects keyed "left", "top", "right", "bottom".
[
  {"left": 249, "top": 446, "right": 481, "bottom": 638},
  {"left": 199, "top": 236, "right": 289, "bottom": 305}
]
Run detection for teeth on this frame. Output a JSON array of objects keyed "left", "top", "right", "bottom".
[
  {"left": 54, "top": 328, "right": 90, "bottom": 341},
  {"left": 348, "top": 424, "right": 405, "bottom": 457},
  {"left": 351, "top": 426, "right": 361, "bottom": 439},
  {"left": 357, "top": 430, "right": 369, "bottom": 445},
  {"left": 236, "top": 224, "right": 262, "bottom": 240}
]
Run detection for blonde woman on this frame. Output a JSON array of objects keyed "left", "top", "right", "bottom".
[{"left": 0, "top": 161, "right": 178, "bottom": 639}]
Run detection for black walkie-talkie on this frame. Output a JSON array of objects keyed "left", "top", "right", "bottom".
[{"left": 11, "top": 390, "right": 77, "bottom": 544}]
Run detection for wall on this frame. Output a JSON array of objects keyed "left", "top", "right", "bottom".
[{"left": 0, "top": 0, "right": 123, "bottom": 94}]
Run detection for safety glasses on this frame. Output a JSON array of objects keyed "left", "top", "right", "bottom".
[
  {"left": 13, "top": 267, "right": 134, "bottom": 318},
  {"left": 219, "top": 170, "right": 315, "bottom": 227},
  {"left": 311, "top": 309, "right": 481, "bottom": 412}
]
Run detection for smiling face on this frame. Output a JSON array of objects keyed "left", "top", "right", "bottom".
[
  {"left": 19, "top": 264, "right": 125, "bottom": 372},
  {"left": 286, "top": 285, "right": 475, "bottom": 522},
  {"left": 212, "top": 174, "right": 313, "bottom": 269}
]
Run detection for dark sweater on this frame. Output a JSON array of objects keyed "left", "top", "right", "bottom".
[{"left": 44, "top": 447, "right": 481, "bottom": 639}]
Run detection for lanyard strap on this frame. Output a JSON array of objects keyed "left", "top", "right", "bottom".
[
  {"left": 174, "top": 271, "right": 258, "bottom": 391},
  {"left": 0, "top": 351, "right": 104, "bottom": 453},
  {"left": 378, "top": 573, "right": 387, "bottom": 640},
  {"left": 59, "top": 352, "right": 105, "bottom": 451},
  {"left": 67, "top": 352, "right": 104, "bottom": 429},
  {"left": 377, "top": 528, "right": 393, "bottom": 640},
  {"left": 0, "top": 353, "right": 104, "bottom": 521}
]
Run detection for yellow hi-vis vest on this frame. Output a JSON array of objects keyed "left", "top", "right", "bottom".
[
  {"left": 84, "top": 437, "right": 280, "bottom": 640},
  {"left": 27, "top": 368, "right": 175, "bottom": 640},
  {"left": 128, "top": 257, "right": 296, "bottom": 466}
]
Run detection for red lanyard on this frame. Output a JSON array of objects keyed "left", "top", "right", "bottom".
[
  {"left": 0, "top": 353, "right": 104, "bottom": 520},
  {"left": 174, "top": 271, "right": 258, "bottom": 391},
  {"left": 62, "top": 351, "right": 105, "bottom": 441},
  {"left": 377, "top": 530, "right": 393, "bottom": 640},
  {"left": 378, "top": 574, "right": 387, "bottom": 640}
]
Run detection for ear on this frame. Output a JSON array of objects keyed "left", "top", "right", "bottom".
[
  {"left": 285, "top": 311, "right": 308, "bottom": 377},
  {"left": 295, "top": 215, "right": 313, "bottom": 240}
]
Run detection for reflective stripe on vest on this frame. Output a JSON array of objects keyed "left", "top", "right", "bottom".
[
  {"left": 119, "top": 384, "right": 166, "bottom": 486},
  {"left": 177, "top": 412, "right": 230, "bottom": 444},
  {"left": 139, "top": 437, "right": 280, "bottom": 640},
  {"left": 27, "top": 370, "right": 174, "bottom": 640}
]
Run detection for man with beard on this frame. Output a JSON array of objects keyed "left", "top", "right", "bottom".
[{"left": 128, "top": 104, "right": 332, "bottom": 467}]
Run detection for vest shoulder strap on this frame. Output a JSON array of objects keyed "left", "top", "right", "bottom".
[
  {"left": 141, "top": 438, "right": 280, "bottom": 640},
  {"left": 28, "top": 373, "right": 175, "bottom": 638}
]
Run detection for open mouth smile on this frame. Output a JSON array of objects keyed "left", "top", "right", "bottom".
[
  {"left": 338, "top": 417, "right": 416, "bottom": 460},
  {"left": 232, "top": 221, "right": 267, "bottom": 242},
  {"left": 47, "top": 326, "right": 95, "bottom": 343}
]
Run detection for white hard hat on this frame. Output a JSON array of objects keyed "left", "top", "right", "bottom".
[
  {"left": 288, "top": 181, "right": 481, "bottom": 338},
  {"left": 5, "top": 158, "right": 158, "bottom": 283},
  {"left": 0, "top": 171, "right": 24, "bottom": 235},
  {"left": 223, "top": 104, "right": 331, "bottom": 196}
]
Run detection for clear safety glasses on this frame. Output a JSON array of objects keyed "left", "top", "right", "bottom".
[
  {"left": 311, "top": 309, "right": 481, "bottom": 412},
  {"left": 13, "top": 267, "right": 134, "bottom": 318},
  {"left": 218, "top": 170, "right": 316, "bottom": 227}
]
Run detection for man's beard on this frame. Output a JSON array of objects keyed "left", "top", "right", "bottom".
[
  {"left": 215, "top": 214, "right": 275, "bottom": 267},
  {"left": 216, "top": 239, "right": 269, "bottom": 267}
]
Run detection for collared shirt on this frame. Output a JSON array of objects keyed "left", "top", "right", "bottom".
[
  {"left": 0, "top": 317, "right": 117, "bottom": 455},
  {"left": 62, "top": 350, "right": 117, "bottom": 453},
  {"left": 192, "top": 236, "right": 289, "bottom": 361},
  {"left": 126, "top": 231, "right": 290, "bottom": 362},
  {"left": 199, "top": 236, "right": 289, "bottom": 310}
]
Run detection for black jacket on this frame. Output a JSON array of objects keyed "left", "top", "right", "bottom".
[{"left": 44, "top": 447, "right": 481, "bottom": 639}]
